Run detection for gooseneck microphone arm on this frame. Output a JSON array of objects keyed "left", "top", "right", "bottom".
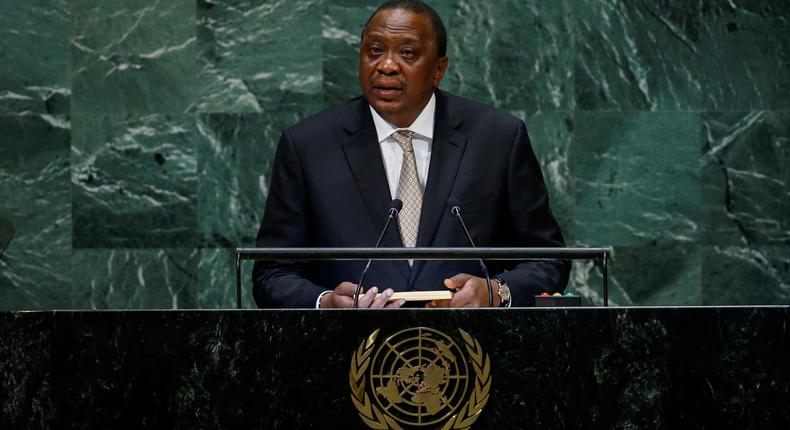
[
  {"left": 353, "top": 199, "right": 403, "bottom": 308},
  {"left": 449, "top": 201, "right": 495, "bottom": 307}
]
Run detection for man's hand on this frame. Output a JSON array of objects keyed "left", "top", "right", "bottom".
[
  {"left": 319, "top": 282, "right": 406, "bottom": 308},
  {"left": 426, "top": 273, "right": 500, "bottom": 308}
]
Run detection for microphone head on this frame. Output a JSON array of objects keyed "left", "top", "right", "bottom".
[
  {"left": 446, "top": 197, "right": 461, "bottom": 215},
  {"left": 390, "top": 199, "right": 403, "bottom": 214}
]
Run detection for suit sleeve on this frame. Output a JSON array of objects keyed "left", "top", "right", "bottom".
[
  {"left": 495, "top": 120, "right": 571, "bottom": 305},
  {"left": 251, "top": 130, "right": 329, "bottom": 308}
]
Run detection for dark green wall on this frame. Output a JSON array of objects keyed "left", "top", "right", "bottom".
[{"left": 0, "top": 0, "right": 788, "bottom": 309}]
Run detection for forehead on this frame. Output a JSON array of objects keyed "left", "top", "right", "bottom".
[{"left": 363, "top": 8, "right": 435, "bottom": 44}]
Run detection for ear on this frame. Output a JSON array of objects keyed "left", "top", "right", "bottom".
[{"left": 433, "top": 56, "right": 449, "bottom": 87}]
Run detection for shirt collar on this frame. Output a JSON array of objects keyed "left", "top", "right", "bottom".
[{"left": 369, "top": 93, "right": 436, "bottom": 143}]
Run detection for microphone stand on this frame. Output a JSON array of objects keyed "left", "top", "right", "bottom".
[
  {"left": 353, "top": 202, "right": 401, "bottom": 308},
  {"left": 450, "top": 206, "right": 494, "bottom": 307}
]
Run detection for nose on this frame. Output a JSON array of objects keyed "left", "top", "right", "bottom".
[{"left": 376, "top": 53, "right": 399, "bottom": 75}]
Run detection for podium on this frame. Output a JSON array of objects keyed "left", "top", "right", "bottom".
[{"left": 1, "top": 307, "right": 787, "bottom": 428}]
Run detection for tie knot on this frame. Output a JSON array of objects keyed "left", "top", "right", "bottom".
[{"left": 392, "top": 130, "right": 415, "bottom": 152}]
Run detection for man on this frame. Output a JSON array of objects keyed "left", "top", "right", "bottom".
[{"left": 253, "top": 0, "right": 569, "bottom": 308}]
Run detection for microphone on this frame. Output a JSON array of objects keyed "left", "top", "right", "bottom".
[
  {"left": 447, "top": 198, "right": 494, "bottom": 307},
  {"left": 353, "top": 199, "right": 403, "bottom": 308}
]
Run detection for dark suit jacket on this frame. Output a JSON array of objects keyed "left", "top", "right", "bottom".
[{"left": 252, "top": 89, "right": 570, "bottom": 308}]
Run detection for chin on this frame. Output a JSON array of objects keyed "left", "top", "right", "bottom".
[{"left": 370, "top": 100, "right": 402, "bottom": 114}]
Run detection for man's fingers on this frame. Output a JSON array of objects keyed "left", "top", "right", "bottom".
[
  {"left": 335, "top": 282, "right": 359, "bottom": 296},
  {"left": 325, "top": 282, "right": 361, "bottom": 308},
  {"left": 444, "top": 272, "right": 481, "bottom": 307},
  {"left": 356, "top": 286, "right": 379, "bottom": 307},
  {"left": 450, "top": 283, "right": 476, "bottom": 307},
  {"left": 370, "top": 288, "right": 393, "bottom": 308},
  {"left": 447, "top": 272, "right": 473, "bottom": 283},
  {"left": 333, "top": 295, "right": 355, "bottom": 307},
  {"left": 444, "top": 274, "right": 491, "bottom": 308},
  {"left": 444, "top": 273, "right": 473, "bottom": 290},
  {"left": 385, "top": 299, "right": 406, "bottom": 308}
]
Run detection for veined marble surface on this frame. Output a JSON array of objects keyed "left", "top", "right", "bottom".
[
  {"left": 71, "top": 114, "right": 198, "bottom": 248},
  {"left": 0, "top": 115, "right": 71, "bottom": 309},
  {"left": 575, "top": 0, "right": 790, "bottom": 110},
  {"left": 70, "top": 0, "right": 197, "bottom": 114},
  {"left": 0, "top": 0, "right": 788, "bottom": 309},
  {"left": 0, "top": 1, "right": 71, "bottom": 115}
]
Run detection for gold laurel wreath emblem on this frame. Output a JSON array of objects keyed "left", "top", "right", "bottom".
[{"left": 349, "top": 328, "right": 491, "bottom": 429}]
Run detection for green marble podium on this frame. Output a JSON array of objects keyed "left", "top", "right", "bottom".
[{"left": 1, "top": 307, "right": 787, "bottom": 428}]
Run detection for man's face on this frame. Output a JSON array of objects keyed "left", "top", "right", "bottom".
[{"left": 359, "top": 8, "right": 448, "bottom": 128}]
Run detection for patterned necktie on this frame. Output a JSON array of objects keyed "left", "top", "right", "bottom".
[{"left": 392, "top": 130, "right": 422, "bottom": 248}]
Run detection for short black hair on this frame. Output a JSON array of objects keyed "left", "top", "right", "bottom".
[{"left": 361, "top": 0, "right": 448, "bottom": 58}]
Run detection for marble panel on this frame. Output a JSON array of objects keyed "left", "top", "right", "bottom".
[
  {"left": 197, "top": 248, "right": 255, "bottom": 309},
  {"left": 0, "top": 0, "right": 70, "bottom": 115},
  {"left": 71, "top": 114, "right": 197, "bottom": 248},
  {"left": 443, "top": 0, "right": 574, "bottom": 113},
  {"left": 574, "top": 0, "right": 703, "bottom": 110},
  {"left": 697, "top": 0, "right": 790, "bottom": 109},
  {"left": 0, "top": 114, "right": 71, "bottom": 310},
  {"left": 702, "top": 111, "right": 789, "bottom": 246},
  {"left": 70, "top": 248, "right": 199, "bottom": 309},
  {"left": 702, "top": 245, "right": 789, "bottom": 305},
  {"left": 574, "top": 0, "right": 790, "bottom": 110},
  {"left": 522, "top": 112, "right": 575, "bottom": 242},
  {"left": 196, "top": 111, "right": 308, "bottom": 248},
  {"left": 194, "top": 0, "right": 323, "bottom": 113},
  {"left": 569, "top": 244, "right": 701, "bottom": 306},
  {"left": 70, "top": 0, "right": 197, "bottom": 114},
  {"left": 571, "top": 111, "right": 700, "bottom": 247}
]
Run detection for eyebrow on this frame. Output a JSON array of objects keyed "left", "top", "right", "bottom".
[{"left": 365, "top": 32, "right": 421, "bottom": 44}]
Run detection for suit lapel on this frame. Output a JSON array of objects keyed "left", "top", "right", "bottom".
[
  {"left": 410, "top": 91, "right": 468, "bottom": 285},
  {"left": 340, "top": 101, "right": 410, "bottom": 281}
]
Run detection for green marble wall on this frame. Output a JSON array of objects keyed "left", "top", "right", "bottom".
[{"left": 1, "top": 0, "right": 788, "bottom": 309}]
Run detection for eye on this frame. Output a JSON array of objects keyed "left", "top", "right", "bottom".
[
  {"left": 370, "top": 46, "right": 384, "bottom": 56},
  {"left": 401, "top": 48, "right": 416, "bottom": 59}
]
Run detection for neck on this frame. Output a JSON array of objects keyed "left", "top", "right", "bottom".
[
  {"left": 384, "top": 114, "right": 419, "bottom": 129},
  {"left": 375, "top": 92, "right": 434, "bottom": 128}
]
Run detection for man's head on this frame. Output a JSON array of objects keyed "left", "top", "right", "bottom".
[{"left": 359, "top": 0, "right": 449, "bottom": 128}]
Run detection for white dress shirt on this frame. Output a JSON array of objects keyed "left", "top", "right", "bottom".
[{"left": 369, "top": 94, "right": 435, "bottom": 199}]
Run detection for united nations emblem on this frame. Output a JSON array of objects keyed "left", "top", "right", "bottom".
[{"left": 349, "top": 327, "right": 491, "bottom": 429}]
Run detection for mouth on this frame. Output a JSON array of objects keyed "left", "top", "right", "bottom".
[{"left": 372, "top": 83, "right": 403, "bottom": 99}]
